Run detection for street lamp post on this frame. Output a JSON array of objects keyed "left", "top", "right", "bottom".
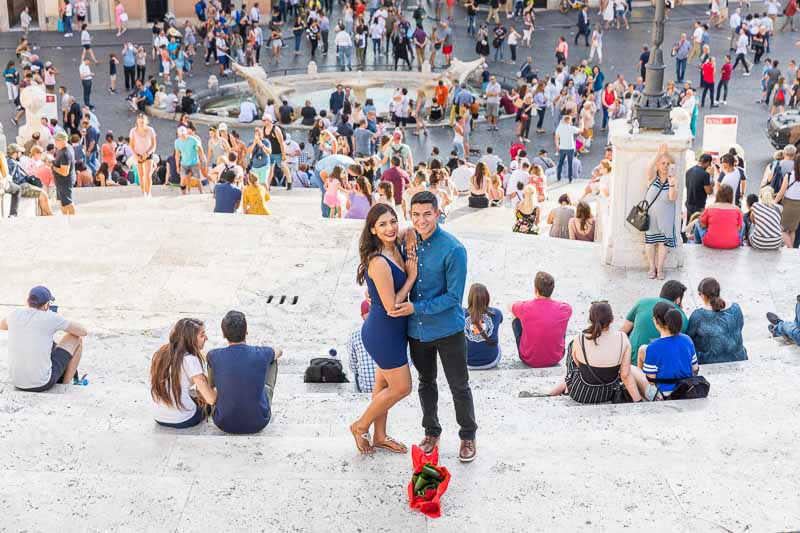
[{"left": 631, "top": 0, "right": 673, "bottom": 133}]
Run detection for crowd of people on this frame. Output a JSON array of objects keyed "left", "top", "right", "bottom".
[{"left": 0, "top": 0, "right": 798, "bottom": 249}]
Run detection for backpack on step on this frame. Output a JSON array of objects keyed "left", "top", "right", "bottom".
[{"left": 303, "top": 358, "right": 349, "bottom": 383}]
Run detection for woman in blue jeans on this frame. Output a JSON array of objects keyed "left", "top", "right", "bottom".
[{"left": 150, "top": 318, "right": 217, "bottom": 429}]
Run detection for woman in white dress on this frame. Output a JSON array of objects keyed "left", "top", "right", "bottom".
[
  {"left": 602, "top": 0, "right": 614, "bottom": 29},
  {"left": 582, "top": 159, "right": 612, "bottom": 242}
]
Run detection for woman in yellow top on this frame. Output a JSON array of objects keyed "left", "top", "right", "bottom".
[{"left": 242, "top": 173, "right": 271, "bottom": 215}]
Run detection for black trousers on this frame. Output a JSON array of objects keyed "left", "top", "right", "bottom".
[
  {"left": 123, "top": 66, "right": 135, "bottom": 90},
  {"left": 716, "top": 79, "right": 729, "bottom": 101},
  {"left": 409, "top": 331, "right": 477, "bottom": 441},
  {"left": 536, "top": 106, "right": 546, "bottom": 129},
  {"left": 574, "top": 27, "right": 589, "bottom": 46},
  {"left": 701, "top": 80, "right": 715, "bottom": 107},
  {"left": 135, "top": 65, "right": 145, "bottom": 82},
  {"left": 732, "top": 53, "right": 750, "bottom": 73}
]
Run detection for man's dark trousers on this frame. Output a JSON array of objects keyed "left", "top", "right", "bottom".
[{"left": 409, "top": 331, "right": 477, "bottom": 441}]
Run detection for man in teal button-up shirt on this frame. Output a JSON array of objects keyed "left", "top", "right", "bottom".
[{"left": 391, "top": 191, "right": 477, "bottom": 462}]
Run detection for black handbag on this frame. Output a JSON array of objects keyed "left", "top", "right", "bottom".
[
  {"left": 652, "top": 376, "right": 710, "bottom": 400},
  {"left": 626, "top": 180, "right": 665, "bottom": 232}
]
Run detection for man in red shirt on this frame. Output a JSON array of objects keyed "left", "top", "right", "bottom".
[
  {"left": 510, "top": 271, "right": 572, "bottom": 368},
  {"left": 781, "top": 0, "right": 798, "bottom": 32},
  {"left": 379, "top": 155, "right": 409, "bottom": 208},
  {"left": 700, "top": 58, "right": 718, "bottom": 108},
  {"left": 716, "top": 54, "right": 733, "bottom": 105}
]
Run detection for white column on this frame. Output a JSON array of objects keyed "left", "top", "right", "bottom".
[
  {"left": 602, "top": 114, "right": 694, "bottom": 269},
  {"left": 0, "top": 122, "right": 7, "bottom": 155}
]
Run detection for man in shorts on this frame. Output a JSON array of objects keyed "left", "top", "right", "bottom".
[
  {"left": 174, "top": 126, "right": 206, "bottom": 194},
  {"left": 1, "top": 286, "right": 88, "bottom": 392},
  {"left": 53, "top": 132, "right": 76, "bottom": 214},
  {"left": 484, "top": 75, "right": 501, "bottom": 131}
]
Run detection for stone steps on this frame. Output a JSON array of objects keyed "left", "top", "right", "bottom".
[{"left": 2, "top": 190, "right": 800, "bottom": 531}]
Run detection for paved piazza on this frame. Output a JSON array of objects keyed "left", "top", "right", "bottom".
[{"left": 1, "top": 1, "right": 799, "bottom": 532}]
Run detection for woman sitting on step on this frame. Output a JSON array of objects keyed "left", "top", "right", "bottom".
[
  {"left": 150, "top": 318, "right": 217, "bottom": 429},
  {"left": 549, "top": 301, "right": 641, "bottom": 403},
  {"left": 465, "top": 283, "right": 504, "bottom": 370},
  {"left": 687, "top": 277, "right": 747, "bottom": 364}
]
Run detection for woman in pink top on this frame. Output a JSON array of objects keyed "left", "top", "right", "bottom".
[{"left": 129, "top": 114, "right": 157, "bottom": 196}]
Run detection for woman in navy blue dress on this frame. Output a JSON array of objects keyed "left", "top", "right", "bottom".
[{"left": 351, "top": 203, "right": 417, "bottom": 455}]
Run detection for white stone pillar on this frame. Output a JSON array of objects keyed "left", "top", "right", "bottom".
[
  {"left": 602, "top": 113, "right": 694, "bottom": 269},
  {"left": 0, "top": 122, "right": 7, "bottom": 154}
]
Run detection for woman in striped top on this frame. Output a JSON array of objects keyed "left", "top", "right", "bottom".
[
  {"left": 644, "top": 144, "right": 678, "bottom": 280},
  {"left": 749, "top": 187, "right": 784, "bottom": 250},
  {"left": 549, "top": 302, "right": 641, "bottom": 403}
]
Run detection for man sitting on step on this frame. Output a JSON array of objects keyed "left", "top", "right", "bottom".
[
  {"left": 767, "top": 295, "right": 800, "bottom": 346},
  {"left": 1, "top": 286, "right": 88, "bottom": 391},
  {"left": 348, "top": 299, "right": 377, "bottom": 393},
  {"left": 207, "top": 311, "right": 282, "bottom": 434}
]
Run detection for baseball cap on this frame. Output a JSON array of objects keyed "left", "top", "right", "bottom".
[
  {"left": 7, "top": 143, "right": 23, "bottom": 154},
  {"left": 54, "top": 131, "right": 68, "bottom": 142},
  {"left": 698, "top": 154, "right": 713, "bottom": 164},
  {"left": 177, "top": 126, "right": 188, "bottom": 135},
  {"left": 218, "top": 122, "right": 228, "bottom": 131},
  {"left": 28, "top": 286, "right": 54, "bottom": 307},
  {"left": 392, "top": 129, "right": 402, "bottom": 138}
]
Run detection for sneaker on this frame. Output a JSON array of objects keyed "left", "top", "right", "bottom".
[
  {"left": 743, "top": 71, "right": 751, "bottom": 76},
  {"left": 459, "top": 439, "right": 476, "bottom": 462},
  {"left": 766, "top": 312, "right": 781, "bottom": 325},
  {"left": 419, "top": 435, "right": 440, "bottom": 455},
  {"left": 768, "top": 324, "right": 778, "bottom": 337}
]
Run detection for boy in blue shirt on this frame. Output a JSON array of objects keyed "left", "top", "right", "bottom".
[
  {"left": 213, "top": 169, "right": 242, "bottom": 213},
  {"left": 208, "top": 311, "right": 282, "bottom": 434}
]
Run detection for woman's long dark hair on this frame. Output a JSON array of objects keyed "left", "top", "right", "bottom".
[
  {"left": 698, "top": 277, "right": 726, "bottom": 312},
  {"left": 473, "top": 161, "right": 487, "bottom": 190},
  {"left": 576, "top": 200, "right": 592, "bottom": 231},
  {"left": 150, "top": 318, "right": 205, "bottom": 409},
  {"left": 583, "top": 302, "right": 613, "bottom": 344},
  {"left": 356, "top": 203, "right": 397, "bottom": 285},
  {"left": 467, "top": 283, "right": 495, "bottom": 345}
]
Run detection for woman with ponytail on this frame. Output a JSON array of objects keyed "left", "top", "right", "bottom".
[
  {"left": 687, "top": 277, "right": 747, "bottom": 364},
  {"left": 550, "top": 301, "right": 641, "bottom": 403},
  {"left": 150, "top": 318, "right": 217, "bottom": 428},
  {"left": 639, "top": 302, "right": 699, "bottom": 400}
]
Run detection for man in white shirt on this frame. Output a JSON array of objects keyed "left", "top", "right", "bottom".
[
  {"left": 450, "top": 159, "right": 475, "bottom": 193},
  {"left": 728, "top": 8, "right": 741, "bottom": 50},
  {"left": 1, "top": 286, "right": 88, "bottom": 392},
  {"left": 554, "top": 115, "right": 582, "bottom": 182},
  {"left": 78, "top": 58, "right": 94, "bottom": 109},
  {"left": 250, "top": 3, "right": 262, "bottom": 24},
  {"left": 239, "top": 99, "right": 258, "bottom": 123},
  {"left": 479, "top": 146, "right": 501, "bottom": 173},
  {"left": 506, "top": 161, "right": 531, "bottom": 196},
  {"left": 689, "top": 21, "right": 704, "bottom": 63},
  {"left": 484, "top": 75, "right": 502, "bottom": 131},
  {"left": 335, "top": 28, "right": 353, "bottom": 71},
  {"left": 210, "top": 152, "right": 245, "bottom": 185}
]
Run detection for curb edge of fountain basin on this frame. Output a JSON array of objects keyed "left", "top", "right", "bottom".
[
  {"left": 145, "top": 71, "right": 518, "bottom": 130},
  {"left": 146, "top": 104, "right": 517, "bottom": 131}
]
